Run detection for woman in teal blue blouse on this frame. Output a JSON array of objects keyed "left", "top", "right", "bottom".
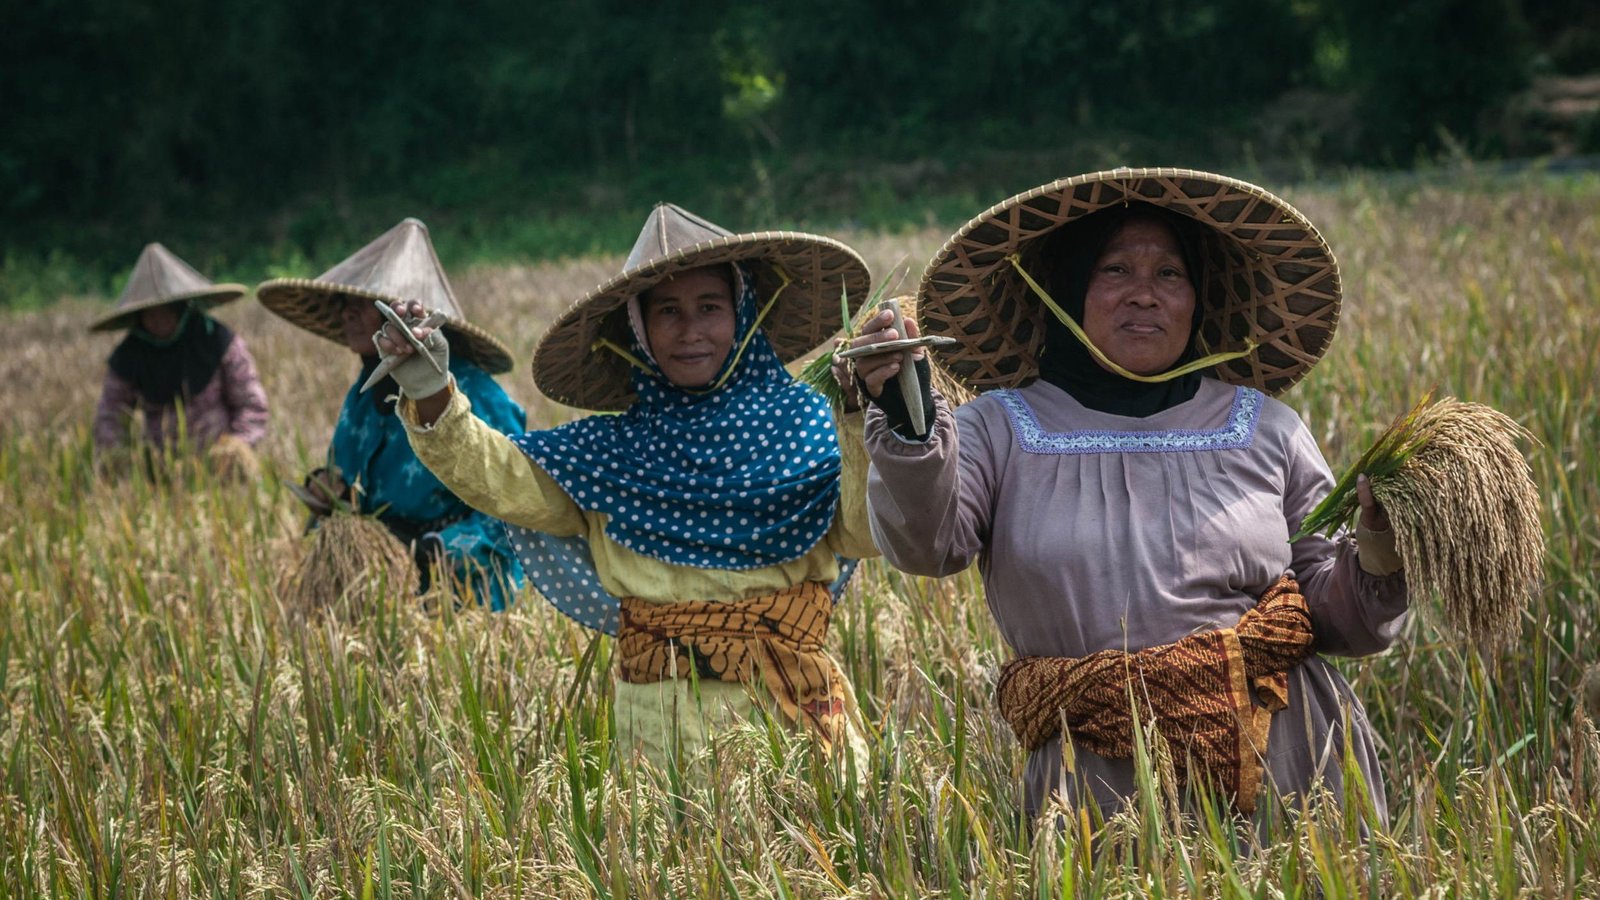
[{"left": 258, "top": 218, "right": 526, "bottom": 609}]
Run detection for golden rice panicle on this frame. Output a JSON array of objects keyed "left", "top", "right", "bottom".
[
  {"left": 276, "top": 512, "right": 416, "bottom": 618},
  {"left": 1367, "top": 398, "right": 1543, "bottom": 650}
]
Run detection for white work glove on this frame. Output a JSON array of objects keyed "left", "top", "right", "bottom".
[{"left": 370, "top": 300, "right": 451, "bottom": 399}]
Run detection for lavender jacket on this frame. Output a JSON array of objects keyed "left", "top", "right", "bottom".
[
  {"left": 864, "top": 377, "right": 1409, "bottom": 822},
  {"left": 93, "top": 333, "right": 269, "bottom": 450}
]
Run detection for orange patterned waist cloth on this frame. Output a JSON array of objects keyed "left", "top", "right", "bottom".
[
  {"left": 994, "top": 574, "right": 1315, "bottom": 814},
  {"left": 617, "top": 580, "right": 851, "bottom": 751}
]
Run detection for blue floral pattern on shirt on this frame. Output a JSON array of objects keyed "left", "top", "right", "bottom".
[{"left": 330, "top": 357, "right": 526, "bottom": 609}]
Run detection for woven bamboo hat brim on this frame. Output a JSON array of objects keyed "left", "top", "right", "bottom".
[
  {"left": 255, "top": 218, "right": 513, "bottom": 374},
  {"left": 532, "top": 202, "right": 872, "bottom": 411},
  {"left": 89, "top": 243, "right": 246, "bottom": 332},
  {"left": 919, "top": 167, "right": 1341, "bottom": 396}
]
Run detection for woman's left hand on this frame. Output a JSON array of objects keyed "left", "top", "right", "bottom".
[{"left": 1355, "top": 474, "right": 1402, "bottom": 575}]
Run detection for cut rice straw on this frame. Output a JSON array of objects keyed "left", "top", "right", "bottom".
[
  {"left": 797, "top": 263, "right": 972, "bottom": 408},
  {"left": 1295, "top": 393, "right": 1544, "bottom": 649}
]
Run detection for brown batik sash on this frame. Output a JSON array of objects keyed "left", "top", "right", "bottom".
[
  {"left": 617, "top": 581, "right": 851, "bottom": 751},
  {"left": 994, "top": 574, "right": 1314, "bottom": 814}
]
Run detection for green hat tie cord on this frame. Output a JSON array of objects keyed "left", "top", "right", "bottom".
[{"left": 1005, "top": 253, "right": 1256, "bottom": 384}]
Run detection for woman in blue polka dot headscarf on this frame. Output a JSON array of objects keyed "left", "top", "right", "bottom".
[{"left": 374, "top": 202, "right": 879, "bottom": 767}]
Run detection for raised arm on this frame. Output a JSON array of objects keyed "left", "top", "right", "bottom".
[
  {"left": 398, "top": 382, "right": 585, "bottom": 537},
  {"left": 369, "top": 298, "right": 585, "bottom": 537},
  {"left": 864, "top": 393, "right": 995, "bottom": 577}
]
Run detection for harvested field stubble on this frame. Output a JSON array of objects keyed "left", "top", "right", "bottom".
[{"left": 0, "top": 176, "right": 1598, "bottom": 895}]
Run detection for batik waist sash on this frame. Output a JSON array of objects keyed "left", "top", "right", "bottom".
[
  {"left": 617, "top": 580, "right": 852, "bottom": 751},
  {"left": 995, "top": 574, "right": 1315, "bottom": 814}
]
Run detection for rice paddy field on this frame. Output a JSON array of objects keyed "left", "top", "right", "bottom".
[{"left": 1, "top": 173, "right": 1598, "bottom": 897}]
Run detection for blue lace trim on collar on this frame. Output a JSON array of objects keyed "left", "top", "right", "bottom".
[{"left": 996, "top": 385, "right": 1263, "bottom": 455}]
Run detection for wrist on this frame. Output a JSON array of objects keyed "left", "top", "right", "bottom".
[{"left": 1355, "top": 519, "right": 1403, "bottom": 576}]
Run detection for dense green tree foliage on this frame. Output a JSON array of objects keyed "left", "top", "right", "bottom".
[{"left": 0, "top": 0, "right": 1582, "bottom": 294}]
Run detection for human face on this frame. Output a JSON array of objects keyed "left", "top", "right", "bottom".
[
  {"left": 641, "top": 266, "right": 737, "bottom": 388},
  {"left": 139, "top": 304, "right": 182, "bottom": 339},
  {"left": 1081, "top": 217, "right": 1197, "bottom": 376},
  {"left": 340, "top": 296, "right": 386, "bottom": 355}
]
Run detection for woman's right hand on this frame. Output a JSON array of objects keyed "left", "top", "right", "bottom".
[
  {"left": 373, "top": 299, "right": 451, "bottom": 400},
  {"left": 843, "top": 308, "right": 926, "bottom": 399},
  {"left": 300, "top": 467, "right": 347, "bottom": 516}
]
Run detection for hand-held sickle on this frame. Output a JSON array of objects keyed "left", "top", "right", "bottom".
[
  {"left": 361, "top": 302, "right": 449, "bottom": 393},
  {"left": 884, "top": 298, "right": 926, "bottom": 437}
]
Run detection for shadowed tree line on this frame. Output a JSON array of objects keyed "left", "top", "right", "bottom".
[{"left": 1, "top": 0, "right": 1593, "bottom": 301}]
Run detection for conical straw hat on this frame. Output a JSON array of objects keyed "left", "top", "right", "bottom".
[
  {"left": 89, "top": 243, "right": 246, "bottom": 332},
  {"left": 256, "top": 218, "right": 513, "bottom": 374},
  {"left": 531, "top": 202, "right": 872, "bottom": 411},
  {"left": 919, "top": 167, "right": 1341, "bottom": 396}
]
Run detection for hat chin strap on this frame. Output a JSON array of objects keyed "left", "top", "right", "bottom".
[
  {"left": 1006, "top": 253, "right": 1256, "bottom": 384},
  {"left": 590, "top": 264, "right": 793, "bottom": 394}
]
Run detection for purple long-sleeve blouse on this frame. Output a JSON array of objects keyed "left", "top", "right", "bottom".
[
  {"left": 864, "top": 376, "right": 1408, "bottom": 821},
  {"left": 93, "top": 333, "right": 269, "bottom": 450}
]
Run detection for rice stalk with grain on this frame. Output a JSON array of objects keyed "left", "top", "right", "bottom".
[{"left": 1296, "top": 396, "right": 1544, "bottom": 648}]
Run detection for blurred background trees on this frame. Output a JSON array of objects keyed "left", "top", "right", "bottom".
[{"left": 1, "top": 0, "right": 1593, "bottom": 301}]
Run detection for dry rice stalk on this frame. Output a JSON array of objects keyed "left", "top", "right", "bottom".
[
  {"left": 1582, "top": 663, "right": 1600, "bottom": 724},
  {"left": 1301, "top": 397, "right": 1543, "bottom": 649},
  {"left": 205, "top": 433, "right": 260, "bottom": 482},
  {"left": 276, "top": 512, "right": 415, "bottom": 617}
]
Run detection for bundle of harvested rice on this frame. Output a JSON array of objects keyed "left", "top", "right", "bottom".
[
  {"left": 277, "top": 512, "right": 415, "bottom": 615},
  {"left": 1295, "top": 395, "right": 1544, "bottom": 649},
  {"left": 206, "top": 433, "right": 260, "bottom": 482},
  {"left": 798, "top": 288, "right": 974, "bottom": 409}
]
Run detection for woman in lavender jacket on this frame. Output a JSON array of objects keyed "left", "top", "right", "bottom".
[
  {"left": 91, "top": 243, "right": 268, "bottom": 464},
  {"left": 845, "top": 169, "right": 1408, "bottom": 826}
]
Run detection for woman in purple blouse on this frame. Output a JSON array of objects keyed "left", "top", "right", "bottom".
[
  {"left": 844, "top": 169, "right": 1409, "bottom": 827},
  {"left": 91, "top": 244, "right": 268, "bottom": 465}
]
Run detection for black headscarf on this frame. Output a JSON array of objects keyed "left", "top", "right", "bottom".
[
  {"left": 1032, "top": 203, "right": 1207, "bottom": 418},
  {"left": 106, "top": 304, "right": 234, "bottom": 407}
]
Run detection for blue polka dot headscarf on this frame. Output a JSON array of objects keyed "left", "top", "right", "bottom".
[{"left": 510, "top": 262, "right": 842, "bottom": 572}]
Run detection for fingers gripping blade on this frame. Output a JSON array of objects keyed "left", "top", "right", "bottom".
[
  {"left": 883, "top": 298, "right": 926, "bottom": 437},
  {"left": 360, "top": 304, "right": 448, "bottom": 393}
]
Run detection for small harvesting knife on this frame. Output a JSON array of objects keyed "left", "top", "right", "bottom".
[
  {"left": 835, "top": 335, "right": 958, "bottom": 360},
  {"left": 885, "top": 298, "right": 926, "bottom": 437},
  {"left": 361, "top": 302, "right": 448, "bottom": 393}
]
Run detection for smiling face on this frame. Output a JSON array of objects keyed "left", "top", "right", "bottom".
[
  {"left": 641, "top": 266, "right": 737, "bottom": 388},
  {"left": 1080, "top": 217, "right": 1198, "bottom": 376},
  {"left": 340, "top": 296, "right": 386, "bottom": 355}
]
